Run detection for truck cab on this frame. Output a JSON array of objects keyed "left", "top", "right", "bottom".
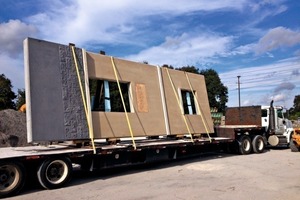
[
  {"left": 218, "top": 101, "right": 294, "bottom": 153},
  {"left": 261, "top": 105, "right": 294, "bottom": 146}
]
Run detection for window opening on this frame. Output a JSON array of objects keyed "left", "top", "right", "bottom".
[
  {"left": 89, "top": 79, "right": 131, "bottom": 112},
  {"left": 181, "top": 90, "right": 196, "bottom": 115},
  {"left": 277, "top": 109, "right": 283, "bottom": 119},
  {"left": 104, "top": 81, "right": 111, "bottom": 112},
  {"left": 261, "top": 109, "right": 268, "bottom": 117}
]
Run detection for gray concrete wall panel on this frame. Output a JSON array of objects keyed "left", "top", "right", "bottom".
[{"left": 24, "top": 38, "right": 88, "bottom": 142}]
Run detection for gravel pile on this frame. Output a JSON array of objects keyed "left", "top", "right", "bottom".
[{"left": 0, "top": 109, "right": 28, "bottom": 147}]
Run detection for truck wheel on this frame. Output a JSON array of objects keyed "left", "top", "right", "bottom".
[
  {"left": 238, "top": 135, "right": 252, "bottom": 155},
  {"left": 252, "top": 135, "right": 265, "bottom": 153},
  {"left": 37, "top": 157, "right": 72, "bottom": 189},
  {"left": 290, "top": 139, "right": 299, "bottom": 152},
  {"left": 0, "top": 161, "right": 25, "bottom": 197}
]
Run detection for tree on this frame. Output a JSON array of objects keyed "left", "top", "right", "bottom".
[
  {"left": 289, "top": 95, "right": 300, "bottom": 120},
  {"left": 0, "top": 74, "right": 16, "bottom": 110},
  {"left": 292, "top": 95, "right": 300, "bottom": 112},
  {"left": 199, "top": 69, "right": 228, "bottom": 113},
  {"left": 178, "top": 66, "right": 199, "bottom": 74},
  {"left": 15, "top": 89, "right": 26, "bottom": 110},
  {"left": 162, "top": 64, "right": 174, "bottom": 69}
]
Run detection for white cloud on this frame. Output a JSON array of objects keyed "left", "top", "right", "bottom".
[
  {"left": 292, "top": 69, "right": 300, "bottom": 76},
  {"left": 0, "top": 20, "right": 37, "bottom": 56},
  {"left": 272, "top": 93, "right": 286, "bottom": 102},
  {"left": 0, "top": 54, "right": 24, "bottom": 91},
  {"left": 230, "top": 44, "right": 256, "bottom": 55},
  {"left": 24, "top": 0, "right": 248, "bottom": 46},
  {"left": 250, "top": 0, "right": 287, "bottom": 14},
  {"left": 231, "top": 26, "right": 300, "bottom": 57},
  {"left": 255, "top": 27, "right": 300, "bottom": 54},
  {"left": 126, "top": 33, "right": 233, "bottom": 67},
  {"left": 0, "top": 20, "right": 36, "bottom": 92},
  {"left": 274, "top": 82, "right": 296, "bottom": 93}
]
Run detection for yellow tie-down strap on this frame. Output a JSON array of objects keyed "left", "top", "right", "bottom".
[
  {"left": 71, "top": 46, "right": 96, "bottom": 153},
  {"left": 110, "top": 56, "right": 137, "bottom": 150}
]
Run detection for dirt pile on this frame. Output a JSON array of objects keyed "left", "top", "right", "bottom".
[{"left": 0, "top": 109, "right": 28, "bottom": 147}]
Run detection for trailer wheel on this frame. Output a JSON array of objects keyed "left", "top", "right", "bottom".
[
  {"left": 0, "top": 161, "right": 25, "bottom": 197},
  {"left": 252, "top": 135, "right": 265, "bottom": 153},
  {"left": 238, "top": 135, "right": 252, "bottom": 155},
  {"left": 37, "top": 157, "right": 72, "bottom": 189}
]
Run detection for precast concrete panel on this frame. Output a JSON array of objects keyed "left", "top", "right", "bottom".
[
  {"left": 86, "top": 53, "right": 168, "bottom": 138},
  {"left": 24, "top": 38, "right": 89, "bottom": 142},
  {"left": 161, "top": 68, "right": 214, "bottom": 135}
]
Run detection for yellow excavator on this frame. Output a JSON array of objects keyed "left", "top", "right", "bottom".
[
  {"left": 19, "top": 104, "right": 26, "bottom": 113},
  {"left": 290, "top": 128, "right": 300, "bottom": 152}
]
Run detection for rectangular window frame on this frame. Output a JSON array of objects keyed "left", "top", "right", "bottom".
[
  {"left": 180, "top": 89, "right": 197, "bottom": 115},
  {"left": 89, "top": 79, "right": 132, "bottom": 113},
  {"left": 261, "top": 109, "right": 268, "bottom": 117}
]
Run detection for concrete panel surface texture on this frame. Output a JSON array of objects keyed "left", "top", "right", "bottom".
[
  {"left": 24, "top": 38, "right": 89, "bottom": 142},
  {"left": 225, "top": 106, "right": 262, "bottom": 126}
]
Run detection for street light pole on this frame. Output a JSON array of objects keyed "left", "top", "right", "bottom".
[{"left": 237, "top": 76, "right": 241, "bottom": 107}]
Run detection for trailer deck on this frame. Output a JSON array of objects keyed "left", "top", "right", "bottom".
[{"left": 0, "top": 137, "right": 233, "bottom": 160}]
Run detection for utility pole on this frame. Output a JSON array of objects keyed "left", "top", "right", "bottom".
[{"left": 237, "top": 76, "right": 241, "bottom": 107}]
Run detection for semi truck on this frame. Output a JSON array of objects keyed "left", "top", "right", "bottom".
[
  {"left": 216, "top": 100, "right": 294, "bottom": 154},
  {"left": 0, "top": 38, "right": 291, "bottom": 197}
]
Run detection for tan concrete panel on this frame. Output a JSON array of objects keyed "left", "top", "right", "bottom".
[
  {"left": 86, "top": 53, "right": 166, "bottom": 138},
  {"left": 161, "top": 68, "right": 214, "bottom": 135}
]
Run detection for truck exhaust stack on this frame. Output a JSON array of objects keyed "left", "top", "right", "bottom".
[{"left": 268, "top": 100, "right": 275, "bottom": 135}]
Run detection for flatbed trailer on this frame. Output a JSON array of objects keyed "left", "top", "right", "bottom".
[{"left": 0, "top": 137, "right": 232, "bottom": 197}]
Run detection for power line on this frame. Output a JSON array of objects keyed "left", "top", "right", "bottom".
[{"left": 220, "top": 65, "right": 299, "bottom": 81}]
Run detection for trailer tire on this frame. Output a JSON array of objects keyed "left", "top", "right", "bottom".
[
  {"left": 37, "top": 157, "right": 72, "bottom": 189},
  {"left": 252, "top": 135, "right": 265, "bottom": 153},
  {"left": 238, "top": 135, "right": 252, "bottom": 155},
  {"left": 0, "top": 161, "right": 25, "bottom": 198}
]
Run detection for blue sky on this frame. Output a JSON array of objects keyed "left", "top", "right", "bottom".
[{"left": 0, "top": 0, "right": 299, "bottom": 109}]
